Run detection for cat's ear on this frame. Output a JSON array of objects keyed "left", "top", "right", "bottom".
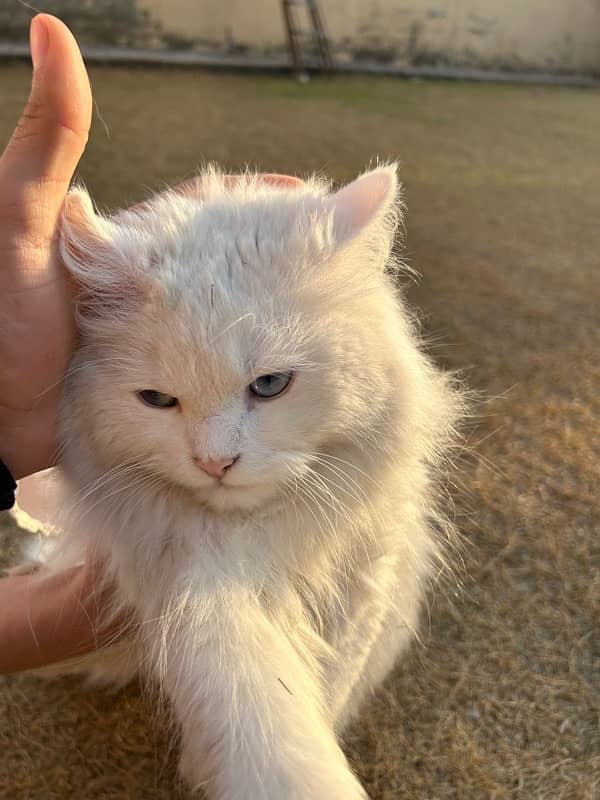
[
  {"left": 329, "top": 165, "right": 400, "bottom": 249},
  {"left": 61, "top": 188, "right": 146, "bottom": 323},
  {"left": 60, "top": 187, "right": 124, "bottom": 289}
]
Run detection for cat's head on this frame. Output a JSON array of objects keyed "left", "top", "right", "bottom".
[{"left": 60, "top": 167, "right": 407, "bottom": 512}]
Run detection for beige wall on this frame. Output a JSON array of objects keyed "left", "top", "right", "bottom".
[{"left": 138, "top": 0, "right": 600, "bottom": 72}]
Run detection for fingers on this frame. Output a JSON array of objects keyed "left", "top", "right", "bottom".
[
  {"left": 173, "top": 173, "right": 305, "bottom": 198},
  {"left": 225, "top": 173, "right": 305, "bottom": 190},
  {"left": 120, "top": 173, "right": 306, "bottom": 217},
  {"left": 257, "top": 174, "right": 305, "bottom": 189},
  {"left": 0, "top": 14, "right": 92, "bottom": 240},
  {"left": 0, "top": 561, "right": 130, "bottom": 673}
]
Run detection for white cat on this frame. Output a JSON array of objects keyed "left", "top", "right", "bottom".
[{"left": 26, "top": 167, "right": 462, "bottom": 799}]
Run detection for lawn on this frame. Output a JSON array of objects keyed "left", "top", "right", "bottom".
[{"left": 0, "top": 64, "right": 598, "bottom": 799}]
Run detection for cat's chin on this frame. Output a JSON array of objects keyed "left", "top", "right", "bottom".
[{"left": 191, "top": 481, "right": 280, "bottom": 513}]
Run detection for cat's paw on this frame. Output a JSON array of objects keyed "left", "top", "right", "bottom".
[{"left": 204, "top": 759, "right": 369, "bottom": 800}]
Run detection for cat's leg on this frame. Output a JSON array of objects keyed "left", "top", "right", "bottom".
[
  {"left": 327, "top": 552, "right": 422, "bottom": 731},
  {"left": 146, "top": 592, "right": 368, "bottom": 800}
]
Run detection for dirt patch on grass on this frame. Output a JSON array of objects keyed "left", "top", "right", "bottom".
[{"left": 0, "top": 66, "right": 598, "bottom": 799}]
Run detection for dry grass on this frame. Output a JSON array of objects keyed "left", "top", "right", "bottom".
[{"left": 0, "top": 65, "right": 598, "bottom": 799}]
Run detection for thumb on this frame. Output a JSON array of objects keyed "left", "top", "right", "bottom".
[{"left": 0, "top": 14, "right": 92, "bottom": 239}]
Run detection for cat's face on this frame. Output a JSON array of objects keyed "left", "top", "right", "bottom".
[{"left": 61, "top": 169, "right": 402, "bottom": 512}]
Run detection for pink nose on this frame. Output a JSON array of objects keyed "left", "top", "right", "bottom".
[{"left": 193, "top": 456, "right": 238, "bottom": 479}]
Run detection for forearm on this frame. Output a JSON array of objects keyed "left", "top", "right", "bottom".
[{"left": 0, "top": 563, "right": 124, "bottom": 674}]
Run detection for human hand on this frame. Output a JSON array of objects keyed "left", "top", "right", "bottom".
[
  {"left": 0, "top": 14, "right": 113, "bottom": 676},
  {"left": 0, "top": 14, "right": 91, "bottom": 480},
  {"left": 0, "top": 560, "right": 127, "bottom": 674}
]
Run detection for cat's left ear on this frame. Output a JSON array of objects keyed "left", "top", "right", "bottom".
[{"left": 329, "top": 164, "right": 401, "bottom": 251}]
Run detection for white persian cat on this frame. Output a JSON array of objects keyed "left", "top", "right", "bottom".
[{"left": 19, "top": 166, "right": 462, "bottom": 799}]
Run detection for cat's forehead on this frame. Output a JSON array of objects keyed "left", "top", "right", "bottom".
[
  {"left": 115, "top": 191, "right": 334, "bottom": 395},
  {"left": 144, "top": 193, "right": 334, "bottom": 282},
  {"left": 133, "top": 199, "right": 321, "bottom": 366}
]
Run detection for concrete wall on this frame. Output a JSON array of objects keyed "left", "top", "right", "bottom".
[{"left": 138, "top": 0, "right": 600, "bottom": 73}]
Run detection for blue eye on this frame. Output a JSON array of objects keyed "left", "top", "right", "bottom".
[
  {"left": 249, "top": 372, "right": 293, "bottom": 399},
  {"left": 137, "top": 390, "right": 178, "bottom": 408}
]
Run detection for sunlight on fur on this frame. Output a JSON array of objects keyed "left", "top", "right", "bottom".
[{"left": 16, "top": 166, "right": 464, "bottom": 800}]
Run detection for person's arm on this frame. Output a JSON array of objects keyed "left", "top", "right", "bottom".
[{"left": 0, "top": 562, "right": 126, "bottom": 674}]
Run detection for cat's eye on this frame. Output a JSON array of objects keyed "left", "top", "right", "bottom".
[
  {"left": 249, "top": 372, "right": 293, "bottom": 400},
  {"left": 137, "top": 389, "right": 178, "bottom": 408}
]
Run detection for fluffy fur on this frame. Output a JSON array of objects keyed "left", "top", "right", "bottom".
[{"left": 25, "top": 167, "right": 462, "bottom": 799}]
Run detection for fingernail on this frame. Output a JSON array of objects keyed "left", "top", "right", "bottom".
[{"left": 30, "top": 15, "right": 49, "bottom": 70}]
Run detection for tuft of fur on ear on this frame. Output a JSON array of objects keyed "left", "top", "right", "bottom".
[
  {"left": 60, "top": 187, "right": 145, "bottom": 323},
  {"left": 60, "top": 188, "right": 123, "bottom": 287},
  {"left": 329, "top": 164, "right": 401, "bottom": 259}
]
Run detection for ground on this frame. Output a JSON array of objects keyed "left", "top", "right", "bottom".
[{"left": 0, "top": 65, "right": 598, "bottom": 799}]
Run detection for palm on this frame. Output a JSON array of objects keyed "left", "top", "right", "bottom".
[{"left": 0, "top": 241, "right": 74, "bottom": 475}]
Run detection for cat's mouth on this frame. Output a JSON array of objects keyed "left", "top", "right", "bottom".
[
  {"left": 190, "top": 474, "right": 279, "bottom": 512},
  {"left": 197, "top": 475, "right": 254, "bottom": 494}
]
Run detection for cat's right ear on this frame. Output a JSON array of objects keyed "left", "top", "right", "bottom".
[
  {"left": 60, "top": 187, "right": 126, "bottom": 291},
  {"left": 61, "top": 188, "right": 145, "bottom": 322}
]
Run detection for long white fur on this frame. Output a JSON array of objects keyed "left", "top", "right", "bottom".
[{"left": 29, "top": 166, "right": 463, "bottom": 799}]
